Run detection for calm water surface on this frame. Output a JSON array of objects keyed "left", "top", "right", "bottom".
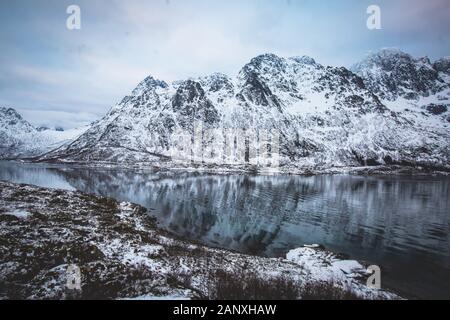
[{"left": 0, "top": 161, "right": 449, "bottom": 299}]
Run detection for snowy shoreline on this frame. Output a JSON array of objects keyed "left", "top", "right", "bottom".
[
  {"left": 21, "top": 158, "right": 450, "bottom": 177},
  {"left": 0, "top": 181, "right": 401, "bottom": 300}
]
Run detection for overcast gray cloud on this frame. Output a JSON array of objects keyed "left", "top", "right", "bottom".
[{"left": 0, "top": 0, "right": 449, "bottom": 128}]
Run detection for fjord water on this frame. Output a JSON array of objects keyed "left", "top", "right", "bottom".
[{"left": 0, "top": 161, "right": 449, "bottom": 299}]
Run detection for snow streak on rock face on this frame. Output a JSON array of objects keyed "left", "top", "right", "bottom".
[
  {"left": 0, "top": 107, "right": 89, "bottom": 159},
  {"left": 41, "top": 50, "right": 450, "bottom": 171}
]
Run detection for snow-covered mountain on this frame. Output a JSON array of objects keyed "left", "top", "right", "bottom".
[
  {"left": 351, "top": 49, "right": 450, "bottom": 113},
  {"left": 0, "top": 107, "right": 89, "bottom": 159},
  {"left": 40, "top": 50, "right": 449, "bottom": 172}
]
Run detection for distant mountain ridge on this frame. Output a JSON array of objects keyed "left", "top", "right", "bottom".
[
  {"left": 0, "top": 107, "right": 89, "bottom": 159},
  {"left": 21, "top": 49, "right": 450, "bottom": 172}
]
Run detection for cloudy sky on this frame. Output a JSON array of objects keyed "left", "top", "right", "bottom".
[{"left": 0, "top": 0, "right": 449, "bottom": 129}]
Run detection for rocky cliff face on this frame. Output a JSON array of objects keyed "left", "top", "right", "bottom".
[{"left": 38, "top": 50, "right": 450, "bottom": 172}]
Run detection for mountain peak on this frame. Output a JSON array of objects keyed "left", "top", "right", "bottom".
[
  {"left": 289, "top": 55, "right": 316, "bottom": 65},
  {"left": 172, "top": 79, "right": 206, "bottom": 106},
  {"left": 132, "top": 75, "right": 168, "bottom": 96},
  {"left": 251, "top": 53, "right": 282, "bottom": 62},
  {"left": 353, "top": 48, "right": 413, "bottom": 71},
  {"left": 245, "top": 53, "right": 286, "bottom": 71},
  {"left": 434, "top": 56, "right": 450, "bottom": 75},
  {"left": 0, "top": 106, "right": 23, "bottom": 120},
  {"left": 351, "top": 48, "right": 446, "bottom": 101},
  {"left": 372, "top": 48, "right": 414, "bottom": 61},
  {"left": 377, "top": 47, "right": 408, "bottom": 56},
  {"left": 372, "top": 49, "right": 437, "bottom": 67},
  {"left": 0, "top": 107, "right": 34, "bottom": 132},
  {"left": 199, "top": 73, "right": 234, "bottom": 93},
  {"left": 417, "top": 56, "right": 432, "bottom": 65},
  {"left": 239, "top": 53, "right": 287, "bottom": 80},
  {"left": 199, "top": 72, "right": 230, "bottom": 84}
]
